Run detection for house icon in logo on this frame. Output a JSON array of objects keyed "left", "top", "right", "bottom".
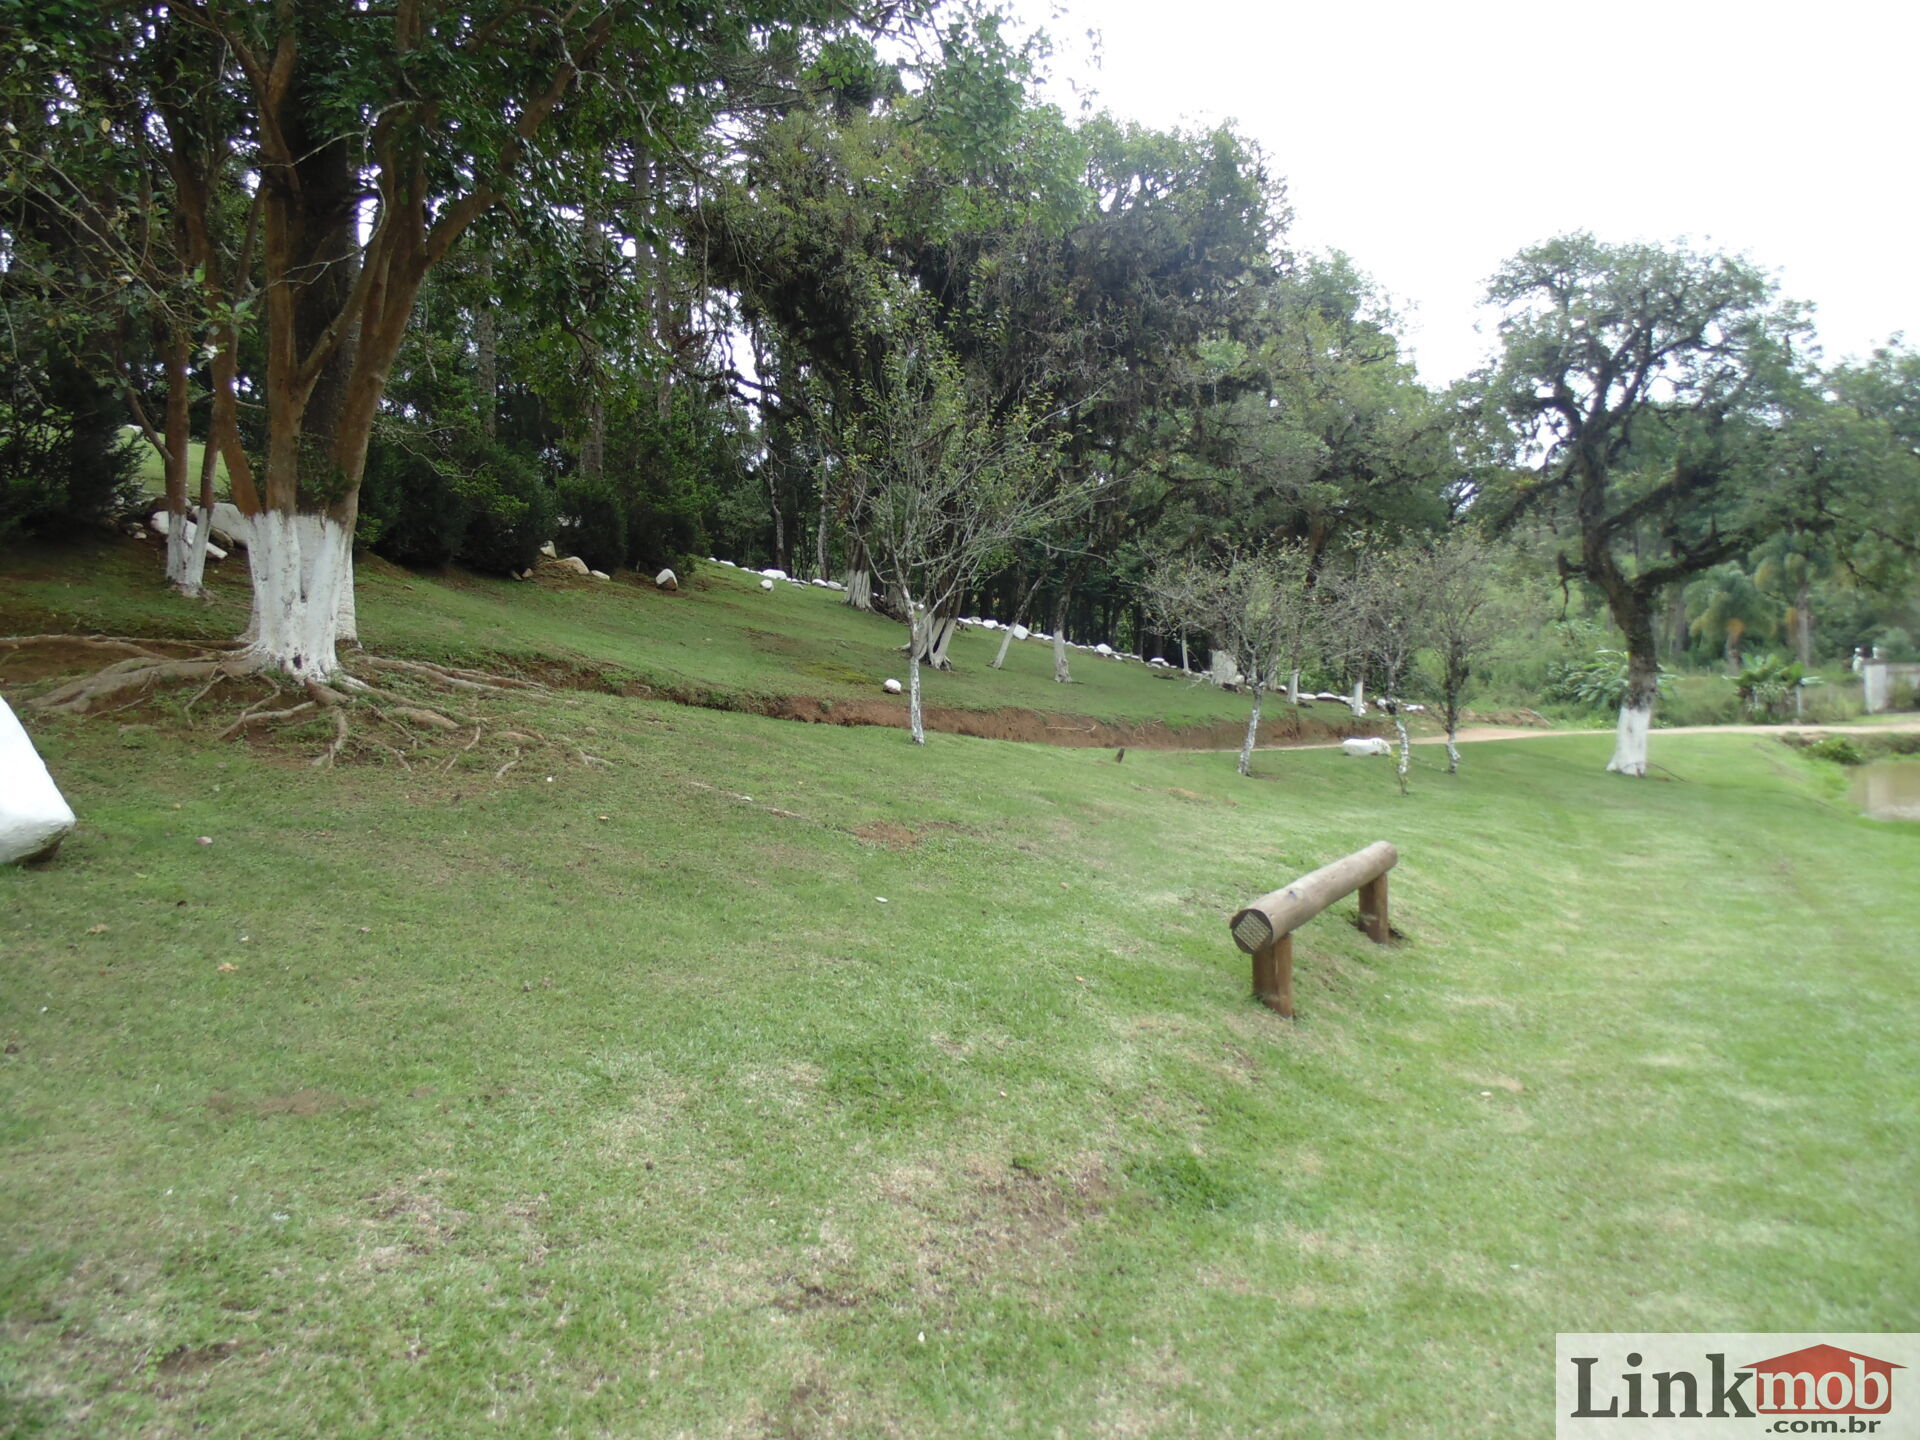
[{"left": 1743, "top": 1344, "right": 1903, "bottom": 1416}]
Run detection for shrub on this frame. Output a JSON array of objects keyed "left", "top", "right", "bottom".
[
  {"left": 1804, "top": 736, "right": 1866, "bottom": 766},
  {"left": 1542, "top": 647, "right": 1671, "bottom": 712},
  {"left": 361, "top": 423, "right": 555, "bottom": 574},
  {"left": 1, "top": 357, "right": 142, "bottom": 541},
  {"left": 1734, "top": 654, "right": 1807, "bottom": 722}
]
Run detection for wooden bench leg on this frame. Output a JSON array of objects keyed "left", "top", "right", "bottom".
[
  {"left": 1253, "top": 932, "right": 1294, "bottom": 1017},
  {"left": 1357, "top": 875, "right": 1390, "bottom": 943}
]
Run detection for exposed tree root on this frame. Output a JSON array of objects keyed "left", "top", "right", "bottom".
[
  {"left": 14, "top": 635, "right": 571, "bottom": 776},
  {"left": 219, "top": 701, "right": 317, "bottom": 739},
  {"left": 31, "top": 655, "right": 243, "bottom": 715},
  {"left": 357, "top": 656, "right": 546, "bottom": 694}
]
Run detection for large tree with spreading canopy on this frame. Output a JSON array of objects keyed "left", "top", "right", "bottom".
[
  {"left": 1477, "top": 233, "right": 1812, "bottom": 777},
  {"left": 9, "top": 0, "right": 916, "bottom": 686}
]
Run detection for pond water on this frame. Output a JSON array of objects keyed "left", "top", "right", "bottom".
[{"left": 1852, "top": 760, "right": 1920, "bottom": 821}]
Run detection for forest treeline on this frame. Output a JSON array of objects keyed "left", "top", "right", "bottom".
[{"left": 4, "top": 1, "right": 1917, "bottom": 757}]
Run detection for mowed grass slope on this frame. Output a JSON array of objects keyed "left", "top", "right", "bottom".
[
  {"left": 2, "top": 608, "right": 1915, "bottom": 1439},
  {"left": 1, "top": 537, "right": 1280, "bottom": 734}
]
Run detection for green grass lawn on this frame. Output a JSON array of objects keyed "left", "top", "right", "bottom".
[
  {"left": 0, "top": 536, "right": 1351, "bottom": 738},
  {"left": 2, "top": 542, "right": 1916, "bottom": 1436}
]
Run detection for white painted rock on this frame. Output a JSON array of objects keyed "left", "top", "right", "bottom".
[
  {"left": 539, "top": 541, "right": 558, "bottom": 559},
  {"left": 1148, "top": 657, "right": 1168, "bottom": 667},
  {"left": 1, "top": 699, "right": 77, "bottom": 864},
  {"left": 589, "top": 569, "right": 611, "bottom": 581},
  {"left": 1341, "top": 737, "right": 1393, "bottom": 757},
  {"left": 548, "top": 555, "right": 590, "bottom": 576},
  {"left": 1011, "top": 624, "right": 1030, "bottom": 641},
  {"left": 147, "top": 511, "right": 229, "bottom": 560},
  {"left": 759, "top": 578, "right": 775, "bottom": 592},
  {"left": 655, "top": 568, "right": 678, "bottom": 591},
  {"left": 210, "top": 502, "right": 252, "bottom": 547},
  {"left": 883, "top": 678, "right": 903, "bottom": 694},
  {"left": 761, "top": 567, "right": 788, "bottom": 581}
]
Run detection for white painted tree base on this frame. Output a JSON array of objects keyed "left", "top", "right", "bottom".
[
  {"left": 1238, "top": 691, "right": 1263, "bottom": 776},
  {"left": 1, "top": 699, "right": 77, "bottom": 864},
  {"left": 1607, "top": 701, "right": 1652, "bottom": 776},
  {"left": 239, "top": 512, "right": 352, "bottom": 681}
]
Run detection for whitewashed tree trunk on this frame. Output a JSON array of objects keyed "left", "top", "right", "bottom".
[
  {"left": 1179, "top": 632, "right": 1190, "bottom": 674},
  {"left": 336, "top": 550, "right": 358, "bottom": 644},
  {"left": 1288, "top": 666, "right": 1301, "bottom": 705},
  {"left": 992, "top": 625, "right": 1017, "bottom": 669},
  {"left": 1606, "top": 699, "right": 1652, "bottom": 777},
  {"left": 1607, "top": 642, "right": 1660, "bottom": 777},
  {"left": 1050, "top": 590, "right": 1072, "bottom": 683},
  {"left": 164, "top": 520, "right": 194, "bottom": 591},
  {"left": 1445, "top": 727, "right": 1461, "bottom": 774},
  {"left": 239, "top": 511, "right": 353, "bottom": 681},
  {"left": 1238, "top": 687, "right": 1263, "bottom": 776},
  {"left": 922, "top": 614, "right": 958, "bottom": 670},
  {"left": 1349, "top": 678, "right": 1367, "bottom": 718},
  {"left": 1393, "top": 713, "right": 1412, "bottom": 795},
  {"left": 907, "top": 620, "right": 926, "bottom": 746},
  {"left": 181, "top": 503, "right": 214, "bottom": 595},
  {"left": 844, "top": 568, "right": 873, "bottom": 611}
]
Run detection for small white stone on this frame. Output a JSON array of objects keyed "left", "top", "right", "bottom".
[
  {"left": 654, "top": 568, "right": 678, "bottom": 591},
  {"left": 1011, "top": 624, "right": 1030, "bottom": 641},
  {"left": 883, "top": 678, "right": 903, "bottom": 694},
  {"left": 759, "top": 578, "right": 774, "bottom": 591},
  {"left": 589, "top": 569, "right": 611, "bottom": 581}
]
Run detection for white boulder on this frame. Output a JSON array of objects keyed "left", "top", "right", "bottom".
[
  {"left": 540, "top": 541, "right": 558, "bottom": 559},
  {"left": 589, "top": 569, "right": 611, "bottom": 581},
  {"left": 759, "top": 578, "right": 775, "bottom": 592},
  {"left": 655, "top": 568, "right": 678, "bottom": 591},
  {"left": 883, "top": 678, "right": 903, "bottom": 694},
  {"left": 210, "top": 502, "right": 252, "bottom": 547},
  {"left": 1341, "top": 737, "right": 1393, "bottom": 757},
  {"left": 146, "top": 511, "right": 229, "bottom": 561},
  {"left": 761, "top": 567, "right": 788, "bottom": 581},
  {"left": 1011, "top": 624, "right": 1030, "bottom": 641},
  {"left": 1, "top": 699, "right": 76, "bottom": 864},
  {"left": 1148, "top": 657, "right": 1168, "bottom": 667},
  {"left": 547, "top": 555, "right": 591, "bottom": 576}
]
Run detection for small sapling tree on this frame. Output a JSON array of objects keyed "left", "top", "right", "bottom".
[
  {"left": 824, "top": 318, "right": 1060, "bottom": 745},
  {"left": 1143, "top": 542, "right": 1318, "bottom": 777},
  {"left": 1333, "top": 545, "right": 1427, "bottom": 794},
  {"left": 1416, "top": 531, "right": 1506, "bottom": 773}
]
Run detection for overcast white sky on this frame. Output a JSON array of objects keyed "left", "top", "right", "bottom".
[{"left": 1001, "top": 0, "right": 1918, "bottom": 386}]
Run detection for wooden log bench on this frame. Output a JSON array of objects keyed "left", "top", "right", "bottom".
[{"left": 1228, "top": 841, "right": 1397, "bottom": 1017}]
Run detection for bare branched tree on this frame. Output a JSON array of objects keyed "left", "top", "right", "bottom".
[
  {"left": 823, "top": 313, "right": 1063, "bottom": 745},
  {"left": 1331, "top": 546, "right": 1427, "bottom": 794},
  {"left": 1142, "top": 543, "right": 1319, "bottom": 777},
  {"left": 1415, "top": 532, "right": 1507, "bottom": 773}
]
